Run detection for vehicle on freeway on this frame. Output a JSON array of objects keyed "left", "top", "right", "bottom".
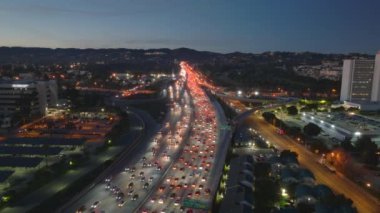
[
  {"left": 132, "top": 194, "right": 139, "bottom": 201},
  {"left": 143, "top": 182, "right": 149, "bottom": 189},
  {"left": 90, "top": 201, "right": 100, "bottom": 209},
  {"left": 75, "top": 205, "right": 86, "bottom": 213},
  {"left": 105, "top": 177, "right": 111, "bottom": 183},
  {"left": 118, "top": 200, "right": 125, "bottom": 207},
  {"left": 128, "top": 182, "right": 134, "bottom": 189}
]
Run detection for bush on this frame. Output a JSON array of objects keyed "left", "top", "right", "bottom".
[
  {"left": 262, "top": 112, "right": 276, "bottom": 123},
  {"left": 303, "top": 123, "right": 321, "bottom": 137},
  {"left": 286, "top": 106, "right": 298, "bottom": 115}
]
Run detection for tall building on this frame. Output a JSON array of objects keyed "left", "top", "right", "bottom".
[
  {"left": 340, "top": 52, "right": 380, "bottom": 103},
  {"left": 0, "top": 80, "right": 58, "bottom": 116}
]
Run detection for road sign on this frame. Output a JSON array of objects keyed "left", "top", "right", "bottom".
[{"left": 182, "top": 198, "right": 209, "bottom": 210}]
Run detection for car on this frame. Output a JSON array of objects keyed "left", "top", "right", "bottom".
[
  {"left": 143, "top": 182, "right": 149, "bottom": 189},
  {"left": 131, "top": 167, "right": 136, "bottom": 172},
  {"left": 149, "top": 176, "right": 154, "bottom": 182},
  {"left": 118, "top": 200, "right": 125, "bottom": 207},
  {"left": 130, "top": 174, "right": 136, "bottom": 180},
  {"left": 113, "top": 188, "right": 120, "bottom": 195},
  {"left": 159, "top": 186, "right": 165, "bottom": 192},
  {"left": 174, "top": 200, "right": 180, "bottom": 206},
  {"left": 116, "top": 192, "right": 124, "bottom": 200},
  {"left": 124, "top": 167, "right": 130, "bottom": 172},
  {"left": 187, "top": 192, "right": 192, "bottom": 198},
  {"left": 128, "top": 182, "right": 134, "bottom": 189},
  {"left": 199, "top": 184, "right": 204, "bottom": 189},
  {"left": 76, "top": 205, "right": 86, "bottom": 213},
  {"left": 158, "top": 198, "right": 164, "bottom": 204},
  {"left": 105, "top": 183, "right": 111, "bottom": 190},
  {"left": 132, "top": 194, "right": 139, "bottom": 201},
  {"left": 139, "top": 171, "right": 144, "bottom": 177},
  {"left": 140, "top": 176, "right": 146, "bottom": 182},
  {"left": 105, "top": 177, "right": 111, "bottom": 183},
  {"left": 170, "top": 193, "right": 176, "bottom": 199},
  {"left": 128, "top": 190, "right": 134, "bottom": 196},
  {"left": 205, "top": 188, "right": 211, "bottom": 195},
  {"left": 91, "top": 201, "right": 100, "bottom": 209},
  {"left": 195, "top": 191, "right": 201, "bottom": 196},
  {"left": 150, "top": 198, "right": 156, "bottom": 203}
]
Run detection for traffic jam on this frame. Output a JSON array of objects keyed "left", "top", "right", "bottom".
[{"left": 140, "top": 62, "right": 219, "bottom": 213}]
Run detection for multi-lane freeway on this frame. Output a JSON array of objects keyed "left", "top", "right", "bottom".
[{"left": 62, "top": 62, "right": 228, "bottom": 213}]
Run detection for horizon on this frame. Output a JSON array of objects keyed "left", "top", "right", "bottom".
[{"left": 0, "top": 45, "right": 377, "bottom": 56}]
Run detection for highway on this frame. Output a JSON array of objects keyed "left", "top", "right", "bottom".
[
  {"left": 63, "top": 75, "right": 193, "bottom": 213},
  {"left": 63, "top": 61, "right": 231, "bottom": 213},
  {"left": 246, "top": 113, "right": 380, "bottom": 213},
  {"left": 140, "top": 62, "right": 222, "bottom": 213}
]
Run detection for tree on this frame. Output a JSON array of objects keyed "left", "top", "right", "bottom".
[
  {"left": 303, "top": 123, "right": 321, "bottom": 137},
  {"left": 355, "top": 136, "right": 378, "bottom": 166},
  {"left": 254, "top": 179, "right": 280, "bottom": 212},
  {"left": 254, "top": 162, "right": 271, "bottom": 178},
  {"left": 286, "top": 105, "right": 298, "bottom": 115},
  {"left": 262, "top": 112, "right": 276, "bottom": 123},
  {"left": 331, "top": 106, "right": 345, "bottom": 112},
  {"left": 340, "top": 137, "right": 354, "bottom": 152},
  {"left": 286, "top": 126, "right": 302, "bottom": 137}
]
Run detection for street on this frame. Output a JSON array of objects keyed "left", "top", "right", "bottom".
[{"left": 247, "top": 113, "right": 380, "bottom": 213}]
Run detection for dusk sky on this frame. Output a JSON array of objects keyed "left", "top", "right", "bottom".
[{"left": 0, "top": 0, "right": 379, "bottom": 54}]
